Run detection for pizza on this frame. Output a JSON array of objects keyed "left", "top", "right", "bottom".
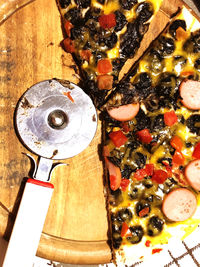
[
  {"left": 56, "top": 0, "right": 163, "bottom": 108},
  {"left": 103, "top": 6, "right": 200, "bottom": 265},
  {"left": 56, "top": 0, "right": 200, "bottom": 266}
]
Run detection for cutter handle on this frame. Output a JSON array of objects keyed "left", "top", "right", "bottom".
[{"left": 2, "top": 178, "right": 54, "bottom": 267}]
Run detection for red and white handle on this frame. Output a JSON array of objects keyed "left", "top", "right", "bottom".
[{"left": 2, "top": 178, "right": 54, "bottom": 267}]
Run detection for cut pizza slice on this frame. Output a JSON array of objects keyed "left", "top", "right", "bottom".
[
  {"left": 56, "top": 0, "right": 164, "bottom": 108},
  {"left": 103, "top": 6, "right": 200, "bottom": 266}
]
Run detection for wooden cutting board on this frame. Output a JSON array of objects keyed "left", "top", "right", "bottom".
[{"left": 0, "top": 0, "right": 198, "bottom": 265}]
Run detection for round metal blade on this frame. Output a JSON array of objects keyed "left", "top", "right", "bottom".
[{"left": 15, "top": 79, "right": 98, "bottom": 160}]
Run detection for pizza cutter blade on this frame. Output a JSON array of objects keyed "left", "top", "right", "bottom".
[{"left": 2, "top": 79, "right": 97, "bottom": 267}]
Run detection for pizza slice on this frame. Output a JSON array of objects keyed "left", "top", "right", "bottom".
[
  {"left": 56, "top": 0, "right": 163, "bottom": 108},
  {"left": 103, "top": 6, "right": 200, "bottom": 265}
]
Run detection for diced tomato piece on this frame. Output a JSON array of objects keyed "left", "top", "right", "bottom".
[
  {"left": 104, "top": 157, "right": 121, "bottom": 191},
  {"left": 152, "top": 248, "right": 163, "bottom": 254},
  {"left": 64, "top": 20, "right": 73, "bottom": 37},
  {"left": 152, "top": 170, "right": 168, "bottom": 184},
  {"left": 144, "top": 164, "right": 154, "bottom": 176},
  {"left": 172, "top": 150, "right": 185, "bottom": 165},
  {"left": 109, "top": 130, "right": 128, "bottom": 148},
  {"left": 165, "top": 164, "right": 172, "bottom": 176},
  {"left": 97, "top": 75, "right": 113, "bottom": 90},
  {"left": 181, "top": 70, "right": 195, "bottom": 77},
  {"left": 164, "top": 110, "right": 178, "bottom": 126},
  {"left": 121, "top": 122, "right": 130, "bottom": 133},
  {"left": 121, "top": 222, "right": 132, "bottom": 237},
  {"left": 134, "top": 168, "right": 147, "bottom": 181},
  {"left": 97, "top": 59, "right": 112, "bottom": 74},
  {"left": 63, "top": 38, "right": 75, "bottom": 53},
  {"left": 136, "top": 129, "right": 152, "bottom": 144},
  {"left": 170, "top": 136, "right": 183, "bottom": 151},
  {"left": 80, "top": 49, "right": 92, "bottom": 62},
  {"left": 192, "top": 142, "right": 200, "bottom": 159},
  {"left": 145, "top": 240, "right": 151, "bottom": 247},
  {"left": 120, "top": 178, "right": 130, "bottom": 192},
  {"left": 98, "top": 13, "right": 116, "bottom": 29},
  {"left": 139, "top": 207, "right": 150, "bottom": 217}
]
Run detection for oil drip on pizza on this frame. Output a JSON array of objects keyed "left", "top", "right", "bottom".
[
  {"left": 103, "top": 6, "right": 200, "bottom": 265},
  {"left": 56, "top": 0, "right": 162, "bottom": 108}
]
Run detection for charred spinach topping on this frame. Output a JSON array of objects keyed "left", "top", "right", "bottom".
[
  {"left": 173, "top": 55, "right": 187, "bottom": 67},
  {"left": 120, "top": 0, "right": 138, "bottom": 10},
  {"left": 59, "top": 0, "right": 70, "bottom": 8},
  {"left": 133, "top": 72, "right": 153, "bottom": 99},
  {"left": 121, "top": 165, "right": 133, "bottom": 179},
  {"left": 120, "top": 19, "right": 149, "bottom": 58},
  {"left": 101, "top": 32, "right": 118, "bottom": 49},
  {"left": 169, "top": 19, "right": 187, "bottom": 38},
  {"left": 186, "top": 114, "right": 200, "bottom": 134},
  {"left": 134, "top": 152, "right": 147, "bottom": 169},
  {"left": 150, "top": 114, "right": 165, "bottom": 131},
  {"left": 156, "top": 36, "right": 175, "bottom": 57},
  {"left": 74, "top": 0, "right": 91, "bottom": 8},
  {"left": 147, "top": 216, "right": 164, "bottom": 236},
  {"left": 183, "top": 30, "right": 200, "bottom": 53},
  {"left": 127, "top": 226, "right": 144, "bottom": 243},
  {"left": 116, "top": 208, "right": 133, "bottom": 222},
  {"left": 135, "top": 109, "right": 151, "bottom": 130},
  {"left": 64, "top": 7, "right": 83, "bottom": 25},
  {"left": 97, "top": 0, "right": 105, "bottom": 3},
  {"left": 195, "top": 58, "right": 200, "bottom": 70},
  {"left": 114, "top": 10, "right": 127, "bottom": 32},
  {"left": 109, "top": 189, "right": 123, "bottom": 206},
  {"left": 136, "top": 2, "right": 154, "bottom": 23}
]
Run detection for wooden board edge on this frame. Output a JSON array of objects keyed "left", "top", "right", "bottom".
[
  {"left": 0, "top": 205, "right": 112, "bottom": 264},
  {"left": 37, "top": 233, "right": 112, "bottom": 265}
]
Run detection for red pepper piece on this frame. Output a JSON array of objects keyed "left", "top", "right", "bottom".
[
  {"left": 120, "top": 178, "right": 130, "bottom": 192},
  {"left": 170, "top": 135, "right": 183, "bottom": 151},
  {"left": 97, "top": 59, "right": 112, "bottom": 74},
  {"left": 98, "top": 13, "right": 116, "bottom": 29},
  {"left": 80, "top": 49, "right": 92, "bottom": 62},
  {"left": 109, "top": 130, "right": 128, "bottom": 148},
  {"left": 165, "top": 164, "right": 173, "bottom": 176},
  {"left": 192, "top": 142, "right": 200, "bottom": 159},
  {"left": 145, "top": 240, "right": 151, "bottom": 247},
  {"left": 121, "top": 222, "right": 132, "bottom": 237},
  {"left": 145, "top": 164, "right": 154, "bottom": 176},
  {"left": 136, "top": 129, "right": 153, "bottom": 144},
  {"left": 97, "top": 75, "right": 113, "bottom": 90},
  {"left": 152, "top": 170, "right": 168, "bottom": 184},
  {"left": 164, "top": 110, "right": 178, "bottom": 126},
  {"left": 172, "top": 150, "right": 185, "bottom": 165},
  {"left": 64, "top": 20, "right": 73, "bottom": 37},
  {"left": 152, "top": 248, "right": 163, "bottom": 254},
  {"left": 63, "top": 38, "right": 75, "bottom": 53},
  {"left": 139, "top": 207, "right": 150, "bottom": 217},
  {"left": 134, "top": 168, "right": 147, "bottom": 181}
]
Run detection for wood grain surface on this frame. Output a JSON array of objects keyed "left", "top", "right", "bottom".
[{"left": 0, "top": 0, "right": 198, "bottom": 265}]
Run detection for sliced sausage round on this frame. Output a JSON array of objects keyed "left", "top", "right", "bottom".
[
  {"left": 179, "top": 79, "right": 200, "bottom": 110},
  {"left": 107, "top": 103, "right": 140, "bottom": 121},
  {"left": 162, "top": 188, "right": 197, "bottom": 221},
  {"left": 185, "top": 159, "right": 200, "bottom": 190}
]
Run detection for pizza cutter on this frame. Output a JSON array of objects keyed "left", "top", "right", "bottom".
[{"left": 2, "top": 79, "right": 97, "bottom": 267}]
